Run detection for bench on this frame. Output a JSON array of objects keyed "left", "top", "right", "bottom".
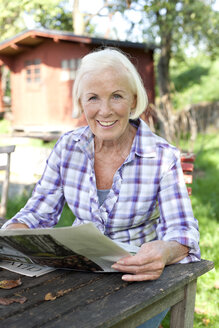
[
  {"left": 0, "top": 145, "right": 16, "bottom": 217},
  {"left": 181, "top": 153, "right": 195, "bottom": 195},
  {"left": 0, "top": 260, "right": 214, "bottom": 327}
]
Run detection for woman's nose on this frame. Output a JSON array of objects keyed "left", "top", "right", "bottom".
[{"left": 99, "top": 99, "right": 112, "bottom": 116}]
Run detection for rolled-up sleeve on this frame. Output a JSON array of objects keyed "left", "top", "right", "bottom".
[
  {"left": 156, "top": 151, "right": 200, "bottom": 263},
  {"left": 2, "top": 137, "right": 65, "bottom": 229}
]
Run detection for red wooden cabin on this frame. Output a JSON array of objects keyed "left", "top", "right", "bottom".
[{"left": 0, "top": 29, "right": 155, "bottom": 136}]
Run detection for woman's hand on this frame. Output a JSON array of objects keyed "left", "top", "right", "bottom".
[
  {"left": 111, "top": 240, "right": 189, "bottom": 282},
  {"left": 5, "top": 223, "right": 29, "bottom": 229}
]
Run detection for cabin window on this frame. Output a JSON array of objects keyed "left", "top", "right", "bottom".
[
  {"left": 25, "top": 59, "right": 41, "bottom": 84},
  {"left": 61, "top": 58, "right": 81, "bottom": 81}
]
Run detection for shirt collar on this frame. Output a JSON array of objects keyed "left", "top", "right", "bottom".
[
  {"left": 129, "top": 118, "right": 157, "bottom": 159},
  {"left": 71, "top": 126, "right": 94, "bottom": 160},
  {"left": 71, "top": 118, "right": 157, "bottom": 160}
]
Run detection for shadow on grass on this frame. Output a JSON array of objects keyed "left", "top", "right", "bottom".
[{"left": 173, "top": 65, "right": 209, "bottom": 92}]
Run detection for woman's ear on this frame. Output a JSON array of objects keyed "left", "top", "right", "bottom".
[
  {"left": 131, "top": 94, "right": 137, "bottom": 110},
  {"left": 72, "top": 99, "right": 83, "bottom": 118}
]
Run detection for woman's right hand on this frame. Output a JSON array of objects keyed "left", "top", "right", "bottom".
[{"left": 5, "top": 223, "right": 29, "bottom": 229}]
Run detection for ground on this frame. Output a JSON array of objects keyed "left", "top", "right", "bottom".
[{"left": 0, "top": 136, "right": 52, "bottom": 197}]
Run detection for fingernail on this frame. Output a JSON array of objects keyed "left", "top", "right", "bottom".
[
  {"left": 117, "top": 260, "right": 124, "bottom": 265},
  {"left": 111, "top": 264, "right": 118, "bottom": 269}
]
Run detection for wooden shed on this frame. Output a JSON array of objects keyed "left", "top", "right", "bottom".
[{"left": 0, "top": 29, "right": 155, "bottom": 136}]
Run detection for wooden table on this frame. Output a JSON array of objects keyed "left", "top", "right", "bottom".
[{"left": 0, "top": 260, "right": 214, "bottom": 328}]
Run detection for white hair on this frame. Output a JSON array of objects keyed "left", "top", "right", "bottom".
[{"left": 72, "top": 48, "right": 148, "bottom": 119}]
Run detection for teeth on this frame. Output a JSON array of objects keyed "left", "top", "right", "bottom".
[{"left": 99, "top": 121, "right": 116, "bottom": 126}]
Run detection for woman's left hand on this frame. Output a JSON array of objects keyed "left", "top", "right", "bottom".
[{"left": 111, "top": 240, "right": 188, "bottom": 282}]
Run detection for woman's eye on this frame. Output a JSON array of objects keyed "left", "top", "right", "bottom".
[
  {"left": 88, "top": 96, "right": 98, "bottom": 101},
  {"left": 112, "top": 94, "right": 122, "bottom": 100}
]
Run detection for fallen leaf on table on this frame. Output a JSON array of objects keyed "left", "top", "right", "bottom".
[
  {"left": 0, "top": 278, "right": 22, "bottom": 289},
  {"left": 0, "top": 296, "right": 27, "bottom": 305},
  {"left": 45, "top": 288, "right": 72, "bottom": 301},
  {"left": 44, "top": 292, "right": 57, "bottom": 301}
]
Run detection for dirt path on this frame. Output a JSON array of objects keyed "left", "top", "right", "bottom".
[{"left": 0, "top": 136, "right": 52, "bottom": 197}]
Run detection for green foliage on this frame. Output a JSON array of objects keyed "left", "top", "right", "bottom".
[
  {"left": 55, "top": 203, "right": 75, "bottom": 227},
  {"left": 6, "top": 194, "right": 75, "bottom": 226},
  {"left": 6, "top": 193, "right": 31, "bottom": 219},
  {"left": 0, "top": 0, "right": 73, "bottom": 41},
  {"left": 0, "top": 119, "right": 11, "bottom": 134},
  {"left": 110, "top": 0, "right": 219, "bottom": 56},
  {"left": 170, "top": 55, "right": 219, "bottom": 109},
  {"left": 153, "top": 0, "right": 218, "bottom": 55},
  {"left": 109, "top": 0, "right": 219, "bottom": 99},
  {"left": 162, "top": 133, "right": 219, "bottom": 327}
]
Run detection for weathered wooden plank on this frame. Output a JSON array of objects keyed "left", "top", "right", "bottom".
[
  {"left": 184, "top": 174, "right": 193, "bottom": 184},
  {"left": 0, "top": 269, "right": 71, "bottom": 298},
  {"left": 0, "top": 260, "right": 214, "bottom": 328},
  {"left": 181, "top": 162, "right": 194, "bottom": 172},
  {"left": 107, "top": 287, "right": 184, "bottom": 328},
  {"left": 0, "top": 146, "right": 15, "bottom": 154},
  {"left": 44, "top": 261, "right": 213, "bottom": 328},
  {"left": 0, "top": 270, "right": 106, "bottom": 321},
  {"left": 0, "top": 273, "right": 125, "bottom": 327},
  {"left": 170, "top": 280, "right": 197, "bottom": 328},
  {"left": 187, "top": 187, "right": 192, "bottom": 195},
  {"left": 181, "top": 154, "right": 196, "bottom": 163}
]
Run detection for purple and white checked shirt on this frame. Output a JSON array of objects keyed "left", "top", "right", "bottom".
[{"left": 3, "top": 119, "right": 200, "bottom": 263}]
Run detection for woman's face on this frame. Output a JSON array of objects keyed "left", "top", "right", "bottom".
[{"left": 80, "top": 68, "right": 136, "bottom": 143}]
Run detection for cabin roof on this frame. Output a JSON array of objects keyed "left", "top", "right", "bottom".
[{"left": 0, "top": 29, "right": 156, "bottom": 57}]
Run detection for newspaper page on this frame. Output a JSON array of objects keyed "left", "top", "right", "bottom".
[
  {"left": 0, "top": 261, "right": 56, "bottom": 277},
  {"left": 0, "top": 244, "right": 55, "bottom": 276},
  {"left": 0, "top": 223, "right": 139, "bottom": 275}
]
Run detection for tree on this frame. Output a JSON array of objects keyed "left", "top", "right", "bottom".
[
  {"left": 0, "top": 0, "right": 73, "bottom": 42},
  {"left": 72, "top": 0, "right": 113, "bottom": 36},
  {"left": 105, "top": 0, "right": 218, "bottom": 98},
  {"left": 102, "top": 0, "right": 219, "bottom": 142}
]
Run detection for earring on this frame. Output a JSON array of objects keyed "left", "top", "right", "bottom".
[{"left": 130, "top": 109, "right": 135, "bottom": 117}]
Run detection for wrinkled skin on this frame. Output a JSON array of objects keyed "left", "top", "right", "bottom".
[
  {"left": 5, "top": 223, "right": 29, "bottom": 229},
  {"left": 112, "top": 240, "right": 189, "bottom": 282}
]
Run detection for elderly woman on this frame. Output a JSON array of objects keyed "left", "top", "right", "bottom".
[{"left": 2, "top": 48, "right": 200, "bottom": 328}]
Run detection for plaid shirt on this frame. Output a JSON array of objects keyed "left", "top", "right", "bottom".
[{"left": 3, "top": 119, "right": 200, "bottom": 262}]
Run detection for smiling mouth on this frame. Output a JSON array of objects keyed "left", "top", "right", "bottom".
[{"left": 97, "top": 120, "right": 117, "bottom": 127}]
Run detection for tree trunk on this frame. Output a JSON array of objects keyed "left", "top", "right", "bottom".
[
  {"left": 72, "top": 0, "right": 85, "bottom": 35},
  {"left": 154, "top": 29, "right": 179, "bottom": 143},
  {"left": 157, "top": 32, "right": 171, "bottom": 99}
]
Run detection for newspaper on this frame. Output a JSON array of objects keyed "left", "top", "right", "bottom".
[{"left": 0, "top": 223, "right": 139, "bottom": 276}]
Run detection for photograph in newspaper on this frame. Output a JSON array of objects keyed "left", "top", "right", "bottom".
[{"left": 0, "top": 234, "right": 103, "bottom": 272}]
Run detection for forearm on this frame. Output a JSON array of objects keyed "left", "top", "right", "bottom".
[
  {"left": 163, "top": 241, "right": 189, "bottom": 265},
  {"left": 4, "top": 223, "right": 29, "bottom": 230}
]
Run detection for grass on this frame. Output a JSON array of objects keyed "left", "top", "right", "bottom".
[
  {"left": 190, "top": 134, "right": 219, "bottom": 327},
  {"left": 162, "top": 133, "right": 219, "bottom": 327},
  {"left": 170, "top": 55, "right": 219, "bottom": 110},
  {"left": 6, "top": 197, "right": 75, "bottom": 227},
  {"left": 0, "top": 118, "right": 11, "bottom": 134},
  {"left": 4, "top": 132, "right": 219, "bottom": 327}
]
